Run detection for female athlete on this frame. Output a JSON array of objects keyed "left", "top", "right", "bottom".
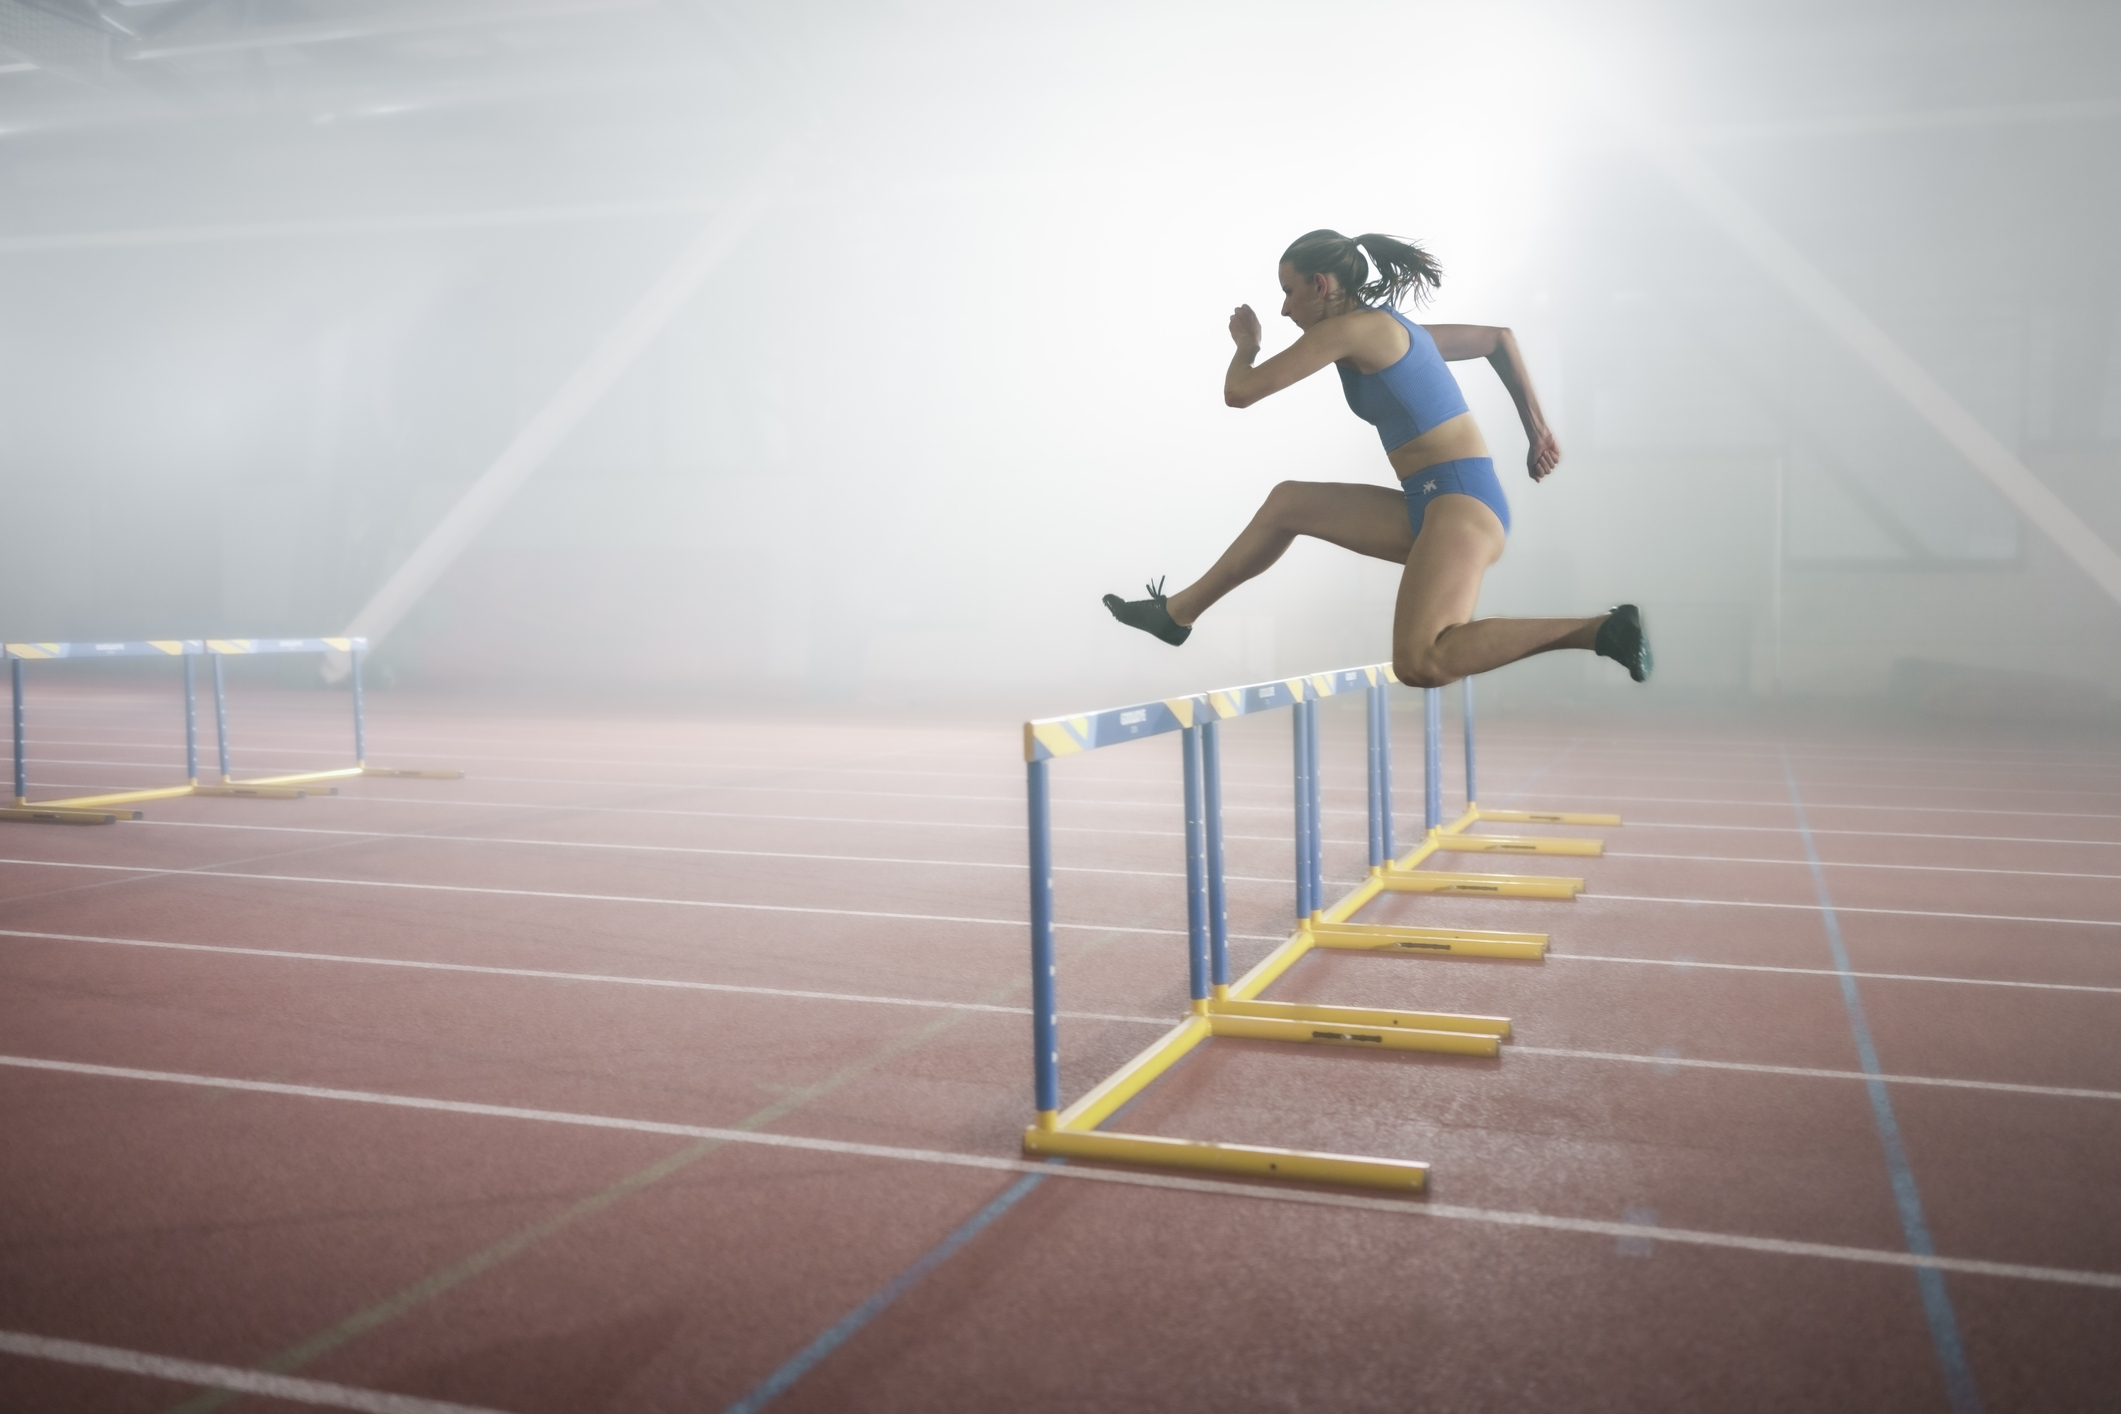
[{"left": 1104, "top": 229, "right": 1650, "bottom": 688}]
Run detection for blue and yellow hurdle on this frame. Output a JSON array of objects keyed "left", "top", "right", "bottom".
[
  {"left": 1020, "top": 664, "right": 1622, "bottom": 1192},
  {"left": 5, "top": 637, "right": 460, "bottom": 825}
]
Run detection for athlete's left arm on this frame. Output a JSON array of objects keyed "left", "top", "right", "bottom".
[{"left": 1426, "top": 324, "right": 1562, "bottom": 482}]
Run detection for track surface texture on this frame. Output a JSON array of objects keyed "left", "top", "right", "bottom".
[{"left": 3, "top": 680, "right": 2118, "bottom": 1413}]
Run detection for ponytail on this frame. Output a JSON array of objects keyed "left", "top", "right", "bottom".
[{"left": 1281, "top": 228, "right": 1443, "bottom": 308}]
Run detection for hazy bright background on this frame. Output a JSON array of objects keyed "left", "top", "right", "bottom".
[{"left": 3, "top": 0, "right": 2118, "bottom": 717}]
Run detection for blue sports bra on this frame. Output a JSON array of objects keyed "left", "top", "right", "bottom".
[{"left": 1335, "top": 305, "right": 1470, "bottom": 452}]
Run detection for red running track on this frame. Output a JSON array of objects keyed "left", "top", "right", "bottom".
[{"left": 1, "top": 682, "right": 2118, "bottom": 1412}]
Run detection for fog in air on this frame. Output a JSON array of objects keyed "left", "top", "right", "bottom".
[{"left": 4, "top": 0, "right": 2118, "bottom": 722}]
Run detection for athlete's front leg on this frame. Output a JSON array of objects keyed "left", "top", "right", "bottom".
[{"left": 1163, "top": 481, "right": 1409, "bottom": 626}]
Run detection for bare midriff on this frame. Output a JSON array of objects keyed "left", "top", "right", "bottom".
[{"left": 1386, "top": 411, "right": 1489, "bottom": 481}]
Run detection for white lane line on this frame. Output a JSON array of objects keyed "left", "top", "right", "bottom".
[
  {"left": 1605, "top": 850, "right": 2121, "bottom": 882},
  {"left": 14, "top": 921, "right": 2114, "bottom": 1000},
  {"left": 32, "top": 761, "right": 2121, "bottom": 823},
  {"left": 149, "top": 818, "right": 2121, "bottom": 886},
  {"left": 128, "top": 820, "right": 1313, "bottom": 887},
  {"left": 21, "top": 741, "right": 1033, "bottom": 782},
  {"left": 40, "top": 703, "right": 2121, "bottom": 776},
  {"left": 6, "top": 1054, "right": 2117, "bottom": 1293},
  {"left": 40, "top": 740, "right": 2121, "bottom": 803},
  {"left": 80, "top": 781, "right": 2116, "bottom": 852},
  {"left": 1509, "top": 1047, "right": 2121, "bottom": 1102},
  {"left": 8, "top": 857, "right": 2118, "bottom": 932},
  {"left": 1624, "top": 820, "right": 2121, "bottom": 849},
  {"left": 0, "top": 929, "right": 1169, "bottom": 1025},
  {"left": 40, "top": 713, "right": 2121, "bottom": 772},
  {"left": 328, "top": 778, "right": 2121, "bottom": 823},
  {"left": 139, "top": 820, "right": 2121, "bottom": 883},
  {"left": 292, "top": 781, "right": 2121, "bottom": 824},
  {"left": 0, "top": 857, "right": 1072, "bottom": 933},
  {"left": 11, "top": 928, "right": 2112, "bottom": 1103},
  {"left": 0, "top": 1329, "right": 508, "bottom": 1414},
  {"left": 1553, "top": 952, "right": 2121, "bottom": 996},
  {"left": 19, "top": 768, "right": 1396, "bottom": 823},
  {"left": 1586, "top": 891, "right": 2121, "bottom": 929},
  {"left": 1462, "top": 791, "right": 2121, "bottom": 824},
  {"left": 186, "top": 791, "right": 2121, "bottom": 852},
  {"left": 1386, "top": 736, "right": 2121, "bottom": 772},
  {"left": 149, "top": 807, "right": 1343, "bottom": 853}
]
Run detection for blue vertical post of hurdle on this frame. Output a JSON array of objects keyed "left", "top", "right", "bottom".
[
  {"left": 1422, "top": 673, "right": 1623, "bottom": 850},
  {"left": 1021, "top": 664, "right": 1549, "bottom": 1192}
]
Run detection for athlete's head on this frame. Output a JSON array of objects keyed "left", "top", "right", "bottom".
[{"left": 1277, "top": 230, "right": 1442, "bottom": 327}]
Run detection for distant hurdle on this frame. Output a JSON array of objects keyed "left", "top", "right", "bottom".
[
  {"left": 1020, "top": 665, "right": 1621, "bottom": 1192},
  {"left": 5, "top": 637, "right": 459, "bottom": 825}
]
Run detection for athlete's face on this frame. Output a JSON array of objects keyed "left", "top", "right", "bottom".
[{"left": 1277, "top": 261, "right": 1344, "bottom": 330}]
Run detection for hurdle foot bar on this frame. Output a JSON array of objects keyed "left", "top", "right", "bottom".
[
  {"left": 26, "top": 785, "right": 201, "bottom": 810},
  {"left": 1378, "top": 860, "right": 1583, "bottom": 899},
  {"left": 1307, "top": 920, "right": 1548, "bottom": 960},
  {"left": 1024, "top": 1126, "right": 1428, "bottom": 1191},
  {"left": 193, "top": 783, "right": 313, "bottom": 799},
  {"left": 0, "top": 805, "right": 129, "bottom": 824},
  {"left": 222, "top": 766, "right": 459, "bottom": 788},
  {"left": 1433, "top": 822, "right": 1604, "bottom": 857},
  {"left": 1453, "top": 804, "right": 1622, "bottom": 828},
  {"left": 227, "top": 767, "right": 362, "bottom": 787},
  {"left": 1433, "top": 802, "right": 1617, "bottom": 854},
  {"left": 1022, "top": 1016, "right": 1434, "bottom": 1191},
  {"left": 1205, "top": 1000, "right": 1504, "bottom": 1055},
  {"left": 1206, "top": 996, "right": 1512, "bottom": 1037}
]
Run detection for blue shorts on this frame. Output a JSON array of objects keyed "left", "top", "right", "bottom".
[{"left": 1402, "top": 456, "right": 1510, "bottom": 537}]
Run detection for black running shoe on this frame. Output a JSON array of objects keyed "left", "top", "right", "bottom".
[
  {"left": 1595, "top": 603, "right": 1652, "bottom": 683},
  {"left": 1103, "top": 577, "right": 1192, "bottom": 646}
]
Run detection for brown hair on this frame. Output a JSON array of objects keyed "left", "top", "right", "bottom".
[{"left": 1281, "top": 229, "right": 1442, "bottom": 308}]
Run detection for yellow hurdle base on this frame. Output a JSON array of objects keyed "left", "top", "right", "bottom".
[
  {"left": 29, "top": 784, "right": 197, "bottom": 810},
  {"left": 228, "top": 768, "right": 362, "bottom": 787},
  {"left": 1306, "top": 920, "right": 1549, "bottom": 961},
  {"left": 0, "top": 805, "right": 124, "bottom": 825},
  {"left": 1024, "top": 1125, "right": 1428, "bottom": 1191},
  {"left": 1379, "top": 867, "right": 1582, "bottom": 899},
  {"left": 1206, "top": 995, "right": 1512, "bottom": 1038},
  {"left": 1460, "top": 806, "right": 1622, "bottom": 828},
  {"left": 1433, "top": 833, "right": 1602, "bottom": 857},
  {"left": 229, "top": 766, "right": 461, "bottom": 787},
  {"left": 1207, "top": 1011, "right": 1499, "bottom": 1056}
]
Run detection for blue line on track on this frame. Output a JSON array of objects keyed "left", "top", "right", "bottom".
[
  {"left": 1780, "top": 751, "right": 1982, "bottom": 1414},
  {"left": 720, "top": 1167, "right": 1052, "bottom": 1413}
]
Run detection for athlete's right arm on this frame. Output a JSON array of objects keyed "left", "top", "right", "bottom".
[{"left": 1225, "top": 310, "right": 1354, "bottom": 408}]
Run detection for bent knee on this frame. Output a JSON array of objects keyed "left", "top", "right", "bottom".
[
  {"left": 1392, "top": 653, "right": 1456, "bottom": 691},
  {"left": 1265, "top": 477, "right": 1350, "bottom": 519}
]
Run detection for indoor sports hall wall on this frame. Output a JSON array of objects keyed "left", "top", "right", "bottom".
[{"left": 2, "top": 1, "right": 2117, "bottom": 714}]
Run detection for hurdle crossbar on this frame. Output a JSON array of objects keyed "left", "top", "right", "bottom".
[
  {"left": 5, "top": 637, "right": 460, "bottom": 823},
  {"left": 1023, "top": 663, "right": 1584, "bottom": 1193}
]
